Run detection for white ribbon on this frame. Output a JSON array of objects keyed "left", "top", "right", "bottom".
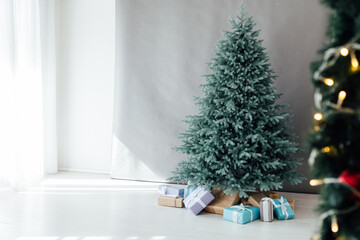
[
  {"left": 230, "top": 203, "right": 253, "bottom": 223},
  {"left": 183, "top": 187, "right": 206, "bottom": 208},
  {"left": 158, "top": 186, "right": 179, "bottom": 198},
  {"left": 261, "top": 197, "right": 275, "bottom": 205},
  {"left": 272, "top": 196, "right": 290, "bottom": 219},
  {"left": 158, "top": 186, "right": 167, "bottom": 195}
]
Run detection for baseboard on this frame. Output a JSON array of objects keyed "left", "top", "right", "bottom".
[{"left": 58, "top": 168, "right": 109, "bottom": 175}]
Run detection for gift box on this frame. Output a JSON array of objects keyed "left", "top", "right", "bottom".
[
  {"left": 223, "top": 204, "right": 260, "bottom": 224},
  {"left": 272, "top": 196, "right": 295, "bottom": 220},
  {"left": 185, "top": 185, "right": 197, "bottom": 198},
  {"left": 158, "top": 185, "right": 184, "bottom": 198},
  {"left": 264, "top": 191, "right": 277, "bottom": 199},
  {"left": 248, "top": 192, "right": 267, "bottom": 208},
  {"left": 183, "top": 186, "right": 215, "bottom": 215},
  {"left": 260, "top": 197, "right": 273, "bottom": 222},
  {"left": 288, "top": 199, "right": 295, "bottom": 211},
  {"left": 204, "top": 188, "right": 240, "bottom": 215},
  {"left": 158, "top": 196, "right": 184, "bottom": 208},
  {"left": 240, "top": 198, "right": 251, "bottom": 205}
]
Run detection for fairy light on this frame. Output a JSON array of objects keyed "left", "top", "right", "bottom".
[
  {"left": 312, "top": 234, "right": 320, "bottom": 240},
  {"left": 312, "top": 41, "right": 360, "bottom": 239},
  {"left": 314, "top": 113, "right": 323, "bottom": 121},
  {"left": 340, "top": 48, "right": 349, "bottom": 57},
  {"left": 321, "top": 146, "right": 331, "bottom": 153},
  {"left": 310, "top": 179, "right": 324, "bottom": 186},
  {"left": 337, "top": 91, "right": 347, "bottom": 107},
  {"left": 351, "top": 51, "right": 359, "bottom": 71},
  {"left": 323, "top": 78, "right": 334, "bottom": 86},
  {"left": 331, "top": 215, "right": 339, "bottom": 233}
]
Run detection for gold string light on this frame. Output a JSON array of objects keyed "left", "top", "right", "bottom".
[
  {"left": 311, "top": 40, "right": 360, "bottom": 240},
  {"left": 340, "top": 47, "right": 349, "bottom": 57},
  {"left": 312, "top": 233, "right": 320, "bottom": 240},
  {"left": 331, "top": 215, "right": 339, "bottom": 233},
  {"left": 314, "top": 113, "right": 323, "bottom": 121},
  {"left": 337, "top": 91, "right": 347, "bottom": 107},
  {"left": 321, "top": 146, "right": 331, "bottom": 153},
  {"left": 314, "top": 42, "right": 360, "bottom": 82},
  {"left": 323, "top": 78, "right": 334, "bottom": 86},
  {"left": 310, "top": 179, "right": 324, "bottom": 186},
  {"left": 310, "top": 178, "right": 340, "bottom": 186},
  {"left": 351, "top": 50, "right": 359, "bottom": 72}
]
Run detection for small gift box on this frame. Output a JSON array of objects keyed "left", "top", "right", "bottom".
[
  {"left": 260, "top": 197, "right": 274, "bottom": 222},
  {"left": 183, "top": 186, "right": 215, "bottom": 215},
  {"left": 240, "top": 198, "right": 251, "bottom": 205},
  {"left": 272, "top": 196, "right": 295, "bottom": 220},
  {"left": 248, "top": 192, "right": 267, "bottom": 208},
  {"left": 223, "top": 204, "right": 260, "bottom": 224},
  {"left": 264, "top": 191, "right": 277, "bottom": 199},
  {"left": 158, "top": 196, "right": 184, "bottom": 208},
  {"left": 158, "top": 185, "right": 184, "bottom": 198},
  {"left": 288, "top": 199, "right": 295, "bottom": 211},
  {"left": 204, "top": 188, "right": 240, "bottom": 215},
  {"left": 185, "top": 185, "right": 197, "bottom": 198}
]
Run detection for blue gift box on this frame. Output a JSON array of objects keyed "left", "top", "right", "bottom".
[
  {"left": 158, "top": 185, "right": 184, "bottom": 198},
  {"left": 272, "top": 197, "right": 295, "bottom": 220},
  {"left": 223, "top": 204, "right": 260, "bottom": 224}
]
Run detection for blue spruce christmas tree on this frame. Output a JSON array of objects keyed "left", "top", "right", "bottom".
[{"left": 170, "top": 6, "right": 303, "bottom": 197}]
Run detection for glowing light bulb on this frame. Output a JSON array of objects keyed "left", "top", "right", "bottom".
[
  {"left": 351, "top": 52, "right": 359, "bottom": 71},
  {"left": 312, "top": 234, "right": 320, "bottom": 240},
  {"left": 314, "top": 113, "right": 323, "bottom": 121},
  {"left": 323, "top": 78, "right": 334, "bottom": 86},
  {"left": 339, "top": 91, "right": 346, "bottom": 100},
  {"left": 352, "top": 58, "right": 359, "bottom": 67},
  {"left": 337, "top": 91, "right": 347, "bottom": 107},
  {"left": 321, "top": 146, "right": 331, "bottom": 153},
  {"left": 310, "top": 179, "right": 324, "bottom": 186},
  {"left": 340, "top": 48, "right": 349, "bottom": 57},
  {"left": 331, "top": 215, "right": 339, "bottom": 233}
]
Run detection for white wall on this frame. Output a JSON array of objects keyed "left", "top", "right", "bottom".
[
  {"left": 57, "top": 0, "right": 115, "bottom": 173},
  {"left": 112, "top": 0, "right": 328, "bottom": 193}
]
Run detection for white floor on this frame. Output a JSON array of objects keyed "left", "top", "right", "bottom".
[{"left": 0, "top": 172, "right": 320, "bottom": 240}]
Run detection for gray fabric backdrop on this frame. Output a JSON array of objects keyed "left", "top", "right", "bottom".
[{"left": 111, "top": 0, "right": 329, "bottom": 193}]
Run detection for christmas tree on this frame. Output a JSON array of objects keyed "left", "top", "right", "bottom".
[
  {"left": 308, "top": 1, "right": 360, "bottom": 240},
  {"left": 170, "top": 6, "right": 303, "bottom": 197}
]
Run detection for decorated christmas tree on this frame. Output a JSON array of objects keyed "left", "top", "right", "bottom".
[
  {"left": 170, "top": 6, "right": 303, "bottom": 197},
  {"left": 308, "top": 1, "right": 360, "bottom": 239}
]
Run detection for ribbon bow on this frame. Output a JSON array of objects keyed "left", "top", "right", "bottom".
[
  {"left": 272, "top": 196, "right": 290, "bottom": 219},
  {"left": 231, "top": 203, "right": 253, "bottom": 223},
  {"left": 183, "top": 187, "right": 206, "bottom": 208},
  {"left": 261, "top": 197, "right": 274, "bottom": 203},
  {"left": 158, "top": 186, "right": 167, "bottom": 195},
  {"left": 158, "top": 186, "right": 179, "bottom": 197}
]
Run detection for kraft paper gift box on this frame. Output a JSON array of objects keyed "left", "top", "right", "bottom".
[
  {"left": 158, "top": 185, "right": 184, "bottom": 198},
  {"left": 223, "top": 204, "right": 260, "bottom": 224},
  {"left": 240, "top": 198, "right": 251, "bottom": 205},
  {"left": 264, "top": 191, "right": 277, "bottom": 199},
  {"left": 260, "top": 197, "right": 274, "bottom": 222},
  {"left": 158, "top": 196, "right": 184, "bottom": 208},
  {"left": 288, "top": 199, "right": 295, "bottom": 211},
  {"left": 272, "top": 196, "right": 295, "bottom": 220},
  {"left": 248, "top": 192, "right": 267, "bottom": 208},
  {"left": 204, "top": 188, "right": 240, "bottom": 215},
  {"left": 183, "top": 186, "right": 215, "bottom": 215}
]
